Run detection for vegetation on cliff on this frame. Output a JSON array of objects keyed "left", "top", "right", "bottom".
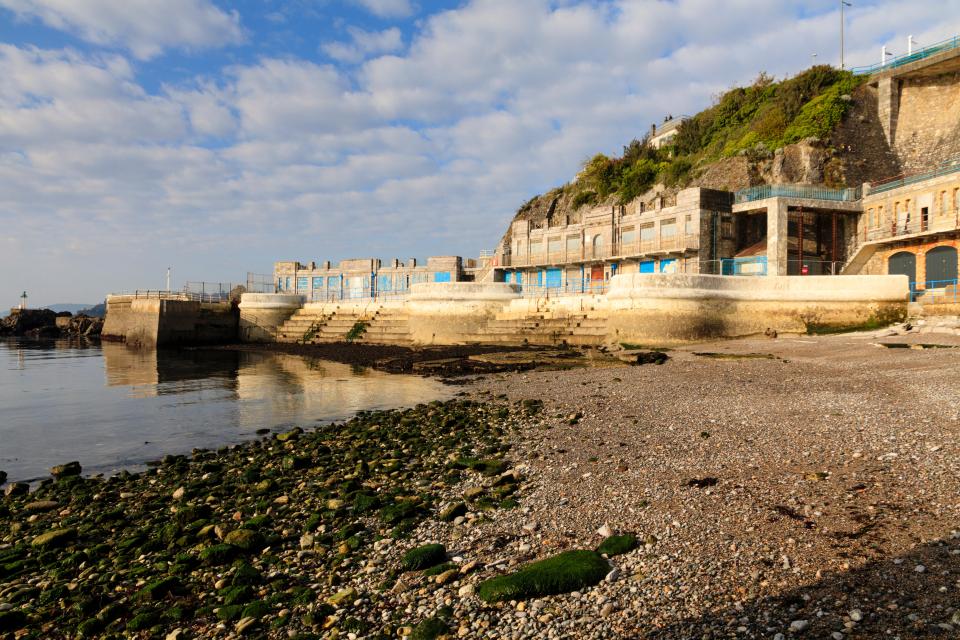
[{"left": 515, "top": 66, "right": 866, "bottom": 224}]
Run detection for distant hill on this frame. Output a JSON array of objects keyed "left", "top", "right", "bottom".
[
  {"left": 78, "top": 303, "right": 106, "bottom": 318},
  {"left": 47, "top": 303, "right": 95, "bottom": 314},
  {"left": 45, "top": 302, "right": 106, "bottom": 317}
]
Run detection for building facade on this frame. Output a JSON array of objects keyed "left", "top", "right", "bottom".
[
  {"left": 274, "top": 256, "right": 463, "bottom": 301},
  {"left": 496, "top": 187, "right": 733, "bottom": 292}
]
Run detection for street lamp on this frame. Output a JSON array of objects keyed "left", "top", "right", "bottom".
[{"left": 840, "top": 0, "right": 852, "bottom": 70}]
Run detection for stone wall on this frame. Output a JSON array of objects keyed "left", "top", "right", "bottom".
[
  {"left": 103, "top": 296, "right": 237, "bottom": 347},
  {"left": 893, "top": 71, "right": 960, "bottom": 172}
]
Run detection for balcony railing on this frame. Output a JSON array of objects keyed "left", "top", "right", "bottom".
[
  {"left": 852, "top": 34, "right": 960, "bottom": 76},
  {"left": 869, "top": 158, "right": 960, "bottom": 195},
  {"left": 860, "top": 209, "right": 960, "bottom": 244},
  {"left": 502, "top": 234, "right": 700, "bottom": 267},
  {"left": 735, "top": 184, "right": 862, "bottom": 204}
]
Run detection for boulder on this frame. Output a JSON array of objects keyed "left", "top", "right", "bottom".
[{"left": 50, "top": 461, "right": 82, "bottom": 480}]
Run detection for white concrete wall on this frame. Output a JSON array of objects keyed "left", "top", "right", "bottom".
[
  {"left": 406, "top": 282, "right": 520, "bottom": 344},
  {"left": 239, "top": 293, "right": 305, "bottom": 342},
  {"left": 606, "top": 273, "right": 909, "bottom": 343}
]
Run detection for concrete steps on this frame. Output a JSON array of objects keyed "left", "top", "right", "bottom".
[
  {"left": 357, "top": 310, "right": 413, "bottom": 346},
  {"left": 464, "top": 312, "right": 608, "bottom": 347},
  {"left": 276, "top": 309, "right": 331, "bottom": 343},
  {"left": 305, "top": 311, "right": 372, "bottom": 343}
]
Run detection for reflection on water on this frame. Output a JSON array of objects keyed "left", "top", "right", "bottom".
[{"left": 0, "top": 338, "right": 449, "bottom": 482}]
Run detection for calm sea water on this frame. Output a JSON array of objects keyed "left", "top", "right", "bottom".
[{"left": 0, "top": 339, "right": 449, "bottom": 483}]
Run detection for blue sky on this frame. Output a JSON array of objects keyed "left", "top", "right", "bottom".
[{"left": 1, "top": 0, "right": 958, "bottom": 305}]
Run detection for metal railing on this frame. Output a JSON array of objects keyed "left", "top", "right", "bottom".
[
  {"left": 911, "top": 279, "right": 960, "bottom": 304},
  {"left": 502, "top": 234, "right": 700, "bottom": 268},
  {"left": 734, "top": 184, "right": 862, "bottom": 204},
  {"left": 852, "top": 34, "right": 960, "bottom": 76},
  {"left": 246, "top": 272, "right": 278, "bottom": 294},
  {"left": 514, "top": 279, "right": 609, "bottom": 298},
  {"left": 859, "top": 208, "right": 960, "bottom": 243},
  {"left": 869, "top": 158, "right": 960, "bottom": 195},
  {"left": 113, "top": 289, "right": 236, "bottom": 303},
  {"left": 720, "top": 256, "right": 768, "bottom": 276}
]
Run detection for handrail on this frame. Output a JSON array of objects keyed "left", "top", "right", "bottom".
[
  {"left": 734, "top": 184, "right": 862, "bottom": 204},
  {"left": 852, "top": 34, "right": 960, "bottom": 76},
  {"left": 869, "top": 158, "right": 960, "bottom": 194}
]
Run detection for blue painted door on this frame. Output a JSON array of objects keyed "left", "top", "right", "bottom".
[
  {"left": 639, "top": 261, "right": 656, "bottom": 274},
  {"left": 434, "top": 271, "right": 451, "bottom": 283},
  {"left": 659, "top": 259, "right": 677, "bottom": 273},
  {"left": 545, "top": 268, "right": 562, "bottom": 290}
]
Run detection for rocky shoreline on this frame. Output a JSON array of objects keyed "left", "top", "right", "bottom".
[
  {"left": 0, "top": 398, "right": 586, "bottom": 639},
  {"left": 0, "top": 309, "right": 103, "bottom": 340},
  {"left": 3, "top": 332, "right": 960, "bottom": 639}
]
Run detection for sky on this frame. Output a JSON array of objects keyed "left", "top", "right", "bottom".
[{"left": 1, "top": 0, "right": 958, "bottom": 306}]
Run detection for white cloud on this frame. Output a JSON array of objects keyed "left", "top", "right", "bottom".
[
  {"left": 322, "top": 26, "right": 404, "bottom": 63},
  {"left": 352, "top": 0, "right": 415, "bottom": 19},
  {"left": 4, "top": 0, "right": 960, "bottom": 304},
  {"left": 0, "top": 0, "right": 244, "bottom": 59}
]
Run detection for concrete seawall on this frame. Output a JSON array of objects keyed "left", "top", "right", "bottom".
[
  {"left": 606, "top": 273, "right": 910, "bottom": 344},
  {"left": 238, "top": 293, "right": 305, "bottom": 342},
  {"left": 103, "top": 295, "right": 238, "bottom": 347},
  {"left": 240, "top": 275, "right": 910, "bottom": 347},
  {"left": 407, "top": 282, "right": 519, "bottom": 344}
]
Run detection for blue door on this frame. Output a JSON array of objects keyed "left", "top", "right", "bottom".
[
  {"left": 434, "top": 271, "right": 451, "bottom": 283},
  {"left": 545, "top": 268, "right": 562, "bottom": 290},
  {"left": 659, "top": 259, "right": 677, "bottom": 273},
  {"left": 639, "top": 261, "right": 656, "bottom": 274}
]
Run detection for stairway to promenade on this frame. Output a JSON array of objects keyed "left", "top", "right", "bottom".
[{"left": 463, "top": 297, "right": 608, "bottom": 347}]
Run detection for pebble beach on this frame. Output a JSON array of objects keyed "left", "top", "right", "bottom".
[{"left": 2, "top": 330, "right": 960, "bottom": 639}]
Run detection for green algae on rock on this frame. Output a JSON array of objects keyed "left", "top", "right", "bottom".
[
  {"left": 0, "top": 399, "right": 520, "bottom": 638},
  {"left": 477, "top": 550, "right": 610, "bottom": 603},
  {"left": 596, "top": 534, "right": 639, "bottom": 557},
  {"left": 402, "top": 543, "right": 447, "bottom": 571}
]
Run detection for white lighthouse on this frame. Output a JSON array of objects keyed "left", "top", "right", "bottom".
[{"left": 19, "top": 291, "right": 27, "bottom": 310}]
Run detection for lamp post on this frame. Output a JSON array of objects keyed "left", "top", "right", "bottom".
[{"left": 840, "top": 0, "right": 852, "bottom": 70}]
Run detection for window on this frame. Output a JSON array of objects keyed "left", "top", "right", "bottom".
[
  {"left": 312, "top": 277, "right": 324, "bottom": 290},
  {"left": 284, "top": 277, "right": 292, "bottom": 290},
  {"left": 548, "top": 236, "right": 562, "bottom": 254},
  {"left": 720, "top": 214, "right": 734, "bottom": 240},
  {"left": 877, "top": 205, "right": 883, "bottom": 227},
  {"left": 566, "top": 236, "right": 580, "bottom": 252},
  {"left": 621, "top": 226, "right": 637, "bottom": 245},
  {"left": 640, "top": 223, "right": 655, "bottom": 242},
  {"left": 660, "top": 218, "right": 677, "bottom": 238},
  {"left": 327, "top": 276, "right": 338, "bottom": 289},
  {"left": 942, "top": 191, "right": 949, "bottom": 215},
  {"left": 867, "top": 208, "right": 874, "bottom": 228},
  {"left": 685, "top": 214, "right": 695, "bottom": 235},
  {"left": 529, "top": 239, "right": 544, "bottom": 255}
]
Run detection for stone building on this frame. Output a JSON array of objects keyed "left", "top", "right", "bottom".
[
  {"left": 496, "top": 187, "right": 733, "bottom": 291},
  {"left": 274, "top": 256, "right": 463, "bottom": 301}
]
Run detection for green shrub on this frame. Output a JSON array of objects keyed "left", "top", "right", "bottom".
[
  {"left": 477, "top": 550, "right": 609, "bottom": 602},
  {"left": 571, "top": 190, "right": 597, "bottom": 209},
  {"left": 401, "top": 544, "right": 447, "bottom": 571},
  {"left": 596, "top": 534, "right": 638, "bottom": 557}
]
